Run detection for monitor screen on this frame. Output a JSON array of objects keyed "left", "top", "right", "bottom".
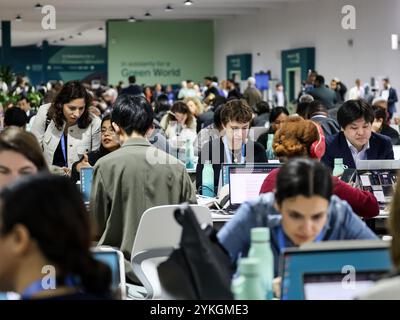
[
  {"left": 303, "top": 271, "right": 386, "bottom": 300},
  {"left": 280, "top": 241, "right": 391, "bottom": 300},
  {"left": 255, "top": 73, "right": 270, "bottom": 91},
  {"left": 229, "top": 164, "right": 280, "bottom": 205},
  {"left": 80, "top": 167, "right": 94, "bottom": 203}
]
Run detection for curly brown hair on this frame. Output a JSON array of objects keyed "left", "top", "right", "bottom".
[
  {"left": 220, "top": 99, "right": 253, "bottom": 126},
  {"left": 273, "top": 116, "right": 319, "bottom": 158},
  {"left": 47, "top": 80, "right": 93, "bottom": 130}
]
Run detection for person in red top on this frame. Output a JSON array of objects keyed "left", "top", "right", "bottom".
[{"left": 259, "top": 116, "right": 379, "bottom": 219}]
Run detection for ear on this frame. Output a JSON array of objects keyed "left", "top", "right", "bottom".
[
  {"left": 10, "top": 224, "right": 31, "bottom": 255},
  {"left": 111, "top": 122, "right": 121, "bottom": 134}
]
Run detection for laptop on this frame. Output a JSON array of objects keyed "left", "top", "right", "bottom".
[
  {"left": 80, "top": 167, "right": 94, "bottom": 204},
  {"left": 227, "top": 163, "right": 281, "bottom": 208},
  {"left": 303, "top": 271, "right": 386, "bottom": 300},
  {"left": 92, "top": 247, "right": 126, "bottom": 299},
  {"left": 279, "top": 240, "right": 392, "bottom": 300}
]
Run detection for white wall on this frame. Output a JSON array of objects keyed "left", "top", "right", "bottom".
[{"left": 214, "top": 0, "right": 400, "bottom": 93}]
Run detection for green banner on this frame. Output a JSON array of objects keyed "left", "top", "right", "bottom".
[{"left": 107, "top": 20, "right": 214, "bottom": 85}]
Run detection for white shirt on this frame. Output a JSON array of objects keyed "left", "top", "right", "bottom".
[
  {"left": 348, "top": 86, "right": 365, "bottom": 100},
  {"left": 276, "top": 91, "right": 285, "bottom": 107},
  {"left": 346, "top": 138, "right": 370, "bottom": 165},
  {"left": 381, "top": 87, "right": 390, "bottom": 100}
]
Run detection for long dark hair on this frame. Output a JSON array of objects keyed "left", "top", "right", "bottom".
[
  {"left": 167, "top": 101, "right": 194, "bottom": 128},
  {"left": 47, "top": 81, "right": 93, "bottom": 130},
  {"left": 276, "top": 158, "right": 332, "bottom": 205},
  {"left": 0, "top": 174, "right": 111, "bottom": 295},
  {"left": 0, "top": 127, "right": 48, "bottom": 172}
]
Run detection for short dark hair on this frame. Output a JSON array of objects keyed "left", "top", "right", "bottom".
[
  {"left": 128, "top": 75, "right": 136, "bottom": 84},
  {"left": 276, "top": 158, "right": 332, "bottom": 205},
  {"left": 306, "top": 100, "right": 327, "bottom": 118},
  {"left": 220, "top": 99, "right": 252, "bottom": 126},
  {"left": 111, "top": 94, "right": 154, "bottom": 136},
  {"left": 337, "top": 99, "right": 374, "bottom": 129},
  {"left": 269, "top": 107, "right": 289, "bottom": 124},
  {"left": 255, "top": 101, "right": 270, "bottom": 115},
  {"left": 315, "top": 75, "right": 325, "bottom": 85},
  {"left": 4, "top": 107, "right": 28, "bottom": 127},
  {"left": 204, "top": 76, "right": 213, "bottom": 81},
  {"left": 296, "top": 102, "right": 311, "bottom": 118},
  {"left": 0, "top": 174, "right": 111, "bottom": 295},
  {"left": 372, "top": 105, "right": 387, "bottom": 123}
]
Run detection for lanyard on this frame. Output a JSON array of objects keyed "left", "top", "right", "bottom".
[
  {"left": 223, "top": 135, "right": 245, "bottom": 164},
  {"left": 60, "top": 132, "right": 68, "bottom": 167},
  {"left": 277, "top": 225, "right": 324, "bottom": 253}
]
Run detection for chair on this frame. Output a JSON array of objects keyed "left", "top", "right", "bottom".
[{"left": 128, "top": 204, "right": 212, "bottom": 300}]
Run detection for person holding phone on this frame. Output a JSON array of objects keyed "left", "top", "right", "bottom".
[
  {"left": 70, "top": 115, "right": 120, "bottom": 183},
  {"left": 31, "top": 81, "right": 101, "bottom": 173}
]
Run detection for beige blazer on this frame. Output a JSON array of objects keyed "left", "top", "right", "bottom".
[{"left": 31, "top": 103, "right": 101, "bottom": 168}]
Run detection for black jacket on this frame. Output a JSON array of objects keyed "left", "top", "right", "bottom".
[
  {"left": 70, "top": 147, "right": 110, "bottom": 183},
  {"left": 196, "top": 137, "right": 268, "bottom": 193}
]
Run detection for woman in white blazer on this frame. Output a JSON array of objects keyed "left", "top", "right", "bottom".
[{"left": 31, "top": 81, "right": 101, "bottom": 172}]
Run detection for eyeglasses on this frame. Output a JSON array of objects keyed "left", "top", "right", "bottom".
[{"left": 101, "top": 127, "right": 115, "bottom": 134}]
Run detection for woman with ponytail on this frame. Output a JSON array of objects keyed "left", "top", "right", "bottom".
[{"left": 0, "top": 174, "right": 112, "bottom": 299}]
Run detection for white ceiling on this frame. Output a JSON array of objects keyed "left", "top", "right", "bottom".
[{"left": 0, "top": 0, "right": 310, "bottom": 46}]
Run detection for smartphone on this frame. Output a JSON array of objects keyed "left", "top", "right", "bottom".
[{"left": 80, "top": 167, "right": 94, "bottom": 203}]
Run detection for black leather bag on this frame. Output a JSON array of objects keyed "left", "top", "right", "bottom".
[{"left": 157, "top": 203, "right": 234, "bottom": 300}]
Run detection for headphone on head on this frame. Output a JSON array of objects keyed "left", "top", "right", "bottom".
[{"left": 309, "top": 121, "right": 326, "bottom": 159}]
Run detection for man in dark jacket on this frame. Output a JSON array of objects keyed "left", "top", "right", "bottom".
[
  {"left": 310, "top": 75, "right": 337, "bottom": 109},
  {"left": 120, "top": 75, "right": 143, "bottom": 96},
  {"left": 307, "top": 100, "right": 340, "bottom": 137},
  {"left": 322, "top": 100, "right": 394, "bottom": 169}
]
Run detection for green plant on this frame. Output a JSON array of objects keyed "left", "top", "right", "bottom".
[{"left": 0, "top": 65, "right": 15, "bottom": 86}]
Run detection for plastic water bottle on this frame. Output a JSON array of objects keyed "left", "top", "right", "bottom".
[
  {"left": 185, "top": 139, "right": 194, "bottom": 169},
  {"left": 248, "top": 228, "right": 274, "bottom": 300},
  {"left": 266, "top": 134, "right": 275, "bottom": 160},
  {"left": 202, "top": 160, "right": 214, "bottom": 197},
  {"left": 231, "top": 258, "right": 264, "bottom": 300},
  {"left": 333, "top": 158, "right": 345, "bottom": 177}
]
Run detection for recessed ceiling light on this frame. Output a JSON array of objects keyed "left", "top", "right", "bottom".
[
  {"left": 165, "top": 5, "right": 173, "bottom": 12},
  {"left": 69, "top": 35, "right": 73, "bottom": 39},
  {"left": 98, "top": 27, "right": 104, "bottom": 31},
  {"left": 60, "top": 37, "right": 65, "bottom": 41},
  {"left": 34, "top": 3, "right": 43, "bottom": 9},
  {"left": 15, "top": 15, "right": 22, "bottom": 22},
  {"left": 144, "top": 12, "right": 151, "bottom": 17},
  {"left": 77, "top": 32, "right": 82, "bottom": 36},
  {"left": 184, "top": 0, "right": 193, "bottom": 6},
  {"left": 128, "top": 16, "right": 136, "bottom": 22}
]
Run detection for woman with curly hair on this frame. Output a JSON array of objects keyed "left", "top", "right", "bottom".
[
  {"left": 31, "top": 81, "right": 101, "bottom": 174},
  {"left": 259, "top": 116, "right": 379, "bottom": 219}
]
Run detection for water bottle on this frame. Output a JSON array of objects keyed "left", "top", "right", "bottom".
[
  {"left": 266, "top": 133, "right": 275, "bottom": 160},
  {"left": 333, "top": 158, "right": 345, "bottom": 177},
  {"left": 185, "top": 139, "right": 194, "bottom": 169},
  {"left": 248, "top": 228, "right": 274, "bottom": 300},
  {"left": 231, "top": 258, "right": 264, "bottom": 300},
  {"left": 202, "top": 160, "right": 214, "bottom": 197}
]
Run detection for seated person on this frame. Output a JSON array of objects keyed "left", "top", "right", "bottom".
[
  {"left": 256, "top": 107, "right": 289, "bottom": 150},
  {"left": 359, "top": 178, "right": 400, "bottom": 299},
  {"left": 306, "top": 100, "right": 340, "bottom": 137},
  {"left": 259, "top": 116, "right": 379, "bottom": 218},
  {"left": 372, "top": 105, "right": 400, "bottom": 145},
  {"left": 196, "top": 99, "right": 267, "bottom": 194},
  {"left": 4, "top": 107, "right": 28, "bottom": 129},
  {"left": 321, "top": 99, "right": 394, "bottom": 169},
  {"left": 0, "top": 174, "right": 112, "bottom": 299},
  {"left": 70, "top": 115, "right": 120, "bottom": 183},
  {"left": 218, "top": 158, "right": 377, "bottom": 277}
]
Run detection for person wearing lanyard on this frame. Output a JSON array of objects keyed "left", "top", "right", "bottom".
[
  {"left": 0, "top": 174, "right": 113, "bottom": 300},
  {"left": 217, "top": 158, "right": 377, "bottom": 287},
  {"left": 196, "top": 99, "right": 268, "bottom": 193}
]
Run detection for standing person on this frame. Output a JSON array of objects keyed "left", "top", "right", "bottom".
[
  {"left": 348, "top": 79, "right": 365, "bottom": 100},
  {"left": 31, "top": 81, "right": 101, "bottom": 173},
  {"left": 90, "top": 95, "right": 196, "bottom": 284},
  {"left": 120, "top": 76, "right": 143, "bottom": 96},
  {"left": 243, "top": 77, "right": 262, "bottom": 109},
  {"left": 273, "top": 83, "right": 287, "bottom": 108},
  {"left": 310, "top": 75, "right": 337, "bottom": 109},
  {"left": 0, "top": 174, "right": 113, "bottom": 300},
  {"left": 381, "top": 78, "right": 398, "bottom": 120}
]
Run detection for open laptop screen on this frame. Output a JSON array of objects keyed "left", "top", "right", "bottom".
[
  {"left": 228, "top": 164, "right": 280, "bottom": 205},
  {"left": 80, "top": 167, "right": 94, "bottom": 204}
]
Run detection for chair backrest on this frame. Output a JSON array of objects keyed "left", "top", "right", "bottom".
[
  {"left": 132, "top": 204, "right": 212, "bottom": 258},
  {"left": 130, "top": 204, "right": 212, "bottom": 299}
]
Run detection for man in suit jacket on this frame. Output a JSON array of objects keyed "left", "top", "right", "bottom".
[
  {"left": 90, "top": 95, "right": 196, "bottom": 284},
  {"left": 196, "top": 99, "right": 267, "bottom": 192},
  {"left": 307, "top": 100, "right": 340, "bottom": 137},
  {"left": 310, "top": 75, "right": 337, "bottom": 109},
  {"left": 120, "top": 75, "right": 143, "bottom": 96},
  {"left": 322, "top": 99, "right": 394, "bottom": 169},
  {"left": 381, "top": 78, "right": 398, "bottom": 120}
]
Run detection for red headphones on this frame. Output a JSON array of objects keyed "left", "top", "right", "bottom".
[{"left": 310, "top": 121, "right": 326, "bottom": 159}]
